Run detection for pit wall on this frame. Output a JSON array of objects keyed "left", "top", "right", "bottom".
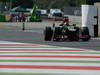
[
  {"left": 95, "top": 3, "right": 100, "bottom": 37},
  {"left": 81, "top": 5, "right": 97, "bottom": 37}
]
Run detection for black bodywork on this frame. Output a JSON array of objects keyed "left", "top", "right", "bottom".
[{"left": 44, "top": 24, "right": 91, "bottom": 41}]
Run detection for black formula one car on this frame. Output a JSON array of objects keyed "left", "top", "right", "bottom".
[{"left": 44, "top": 24, "right": 91, "bottom": 41}]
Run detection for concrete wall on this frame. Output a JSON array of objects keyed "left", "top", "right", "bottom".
[
  {"left": 81, "top": 5, "right": 98, "bottom": 37},
  {"left": 63, "top": 7, "right": 81, "bottom": 16},
  {"left": 94, "top": 3, "right": 100, "bottom": 36}
]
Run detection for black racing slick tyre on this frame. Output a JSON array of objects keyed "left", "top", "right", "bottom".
[
  {"left": 81, "top": 27, "right": 90, "bottom": 41},
  {"left": 81, "top": 35, "right": 91, "bottom": 41},
  {"left": 81, "top": 27, "right": 89, "bottom": 35},
  {"left": 44, "top": 27, "right": 53, "bottom": 41},
  {"left": 82, "top": 38, "right": 89, "bottom": 41}
]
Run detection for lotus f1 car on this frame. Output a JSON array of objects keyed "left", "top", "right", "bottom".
[{"left": 44, "top": 24, "right": 91, "bottom": 41}]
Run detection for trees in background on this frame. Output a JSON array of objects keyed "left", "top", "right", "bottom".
[
  {"left": 0, "top": 0, "right": 13, "bottom": 13},
  {"left": 0, "top": 0, "right": 87, "bottom": 13},
  {"left": 2, "top": 0, "right": 100, "bottom": 9},
  {"left": 12, "top": 0, "right": 86, "bottom": 9},
  {"left": 12, "top": 0, "right": 33, "bottom": 8},
  {"left": 34, "top": 0, "right": 85, "bottom": 9}
]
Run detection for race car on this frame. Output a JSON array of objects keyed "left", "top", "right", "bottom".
[{"left": 44, "top": 24, "right": 91, "bottom": 41}]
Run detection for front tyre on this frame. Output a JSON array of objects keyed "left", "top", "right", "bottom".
[{"left": 44, "top": 27, "right": 53, "bottom": 41}]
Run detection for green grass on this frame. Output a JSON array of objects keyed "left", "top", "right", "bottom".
[
  {"left": 0, "top": 60, "right": 100, "bottom": 63},
  {"left": 0, "top": 46, "right": 60, "bottom": 48},
  {"left": 0, "top": 73, "right": 72, "bottom": 75},
  {"left": 0, "top": 73, "right": 57, "bottom": 75},
  {"left": 0, "top": 52, "right": 100, "bottom": 54}
]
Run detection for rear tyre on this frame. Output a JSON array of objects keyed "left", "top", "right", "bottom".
[
  {"left": 81, "top": 35, "right": 91, "bottom": 41},
  {"left": 81, "top": 27, "right": 89, "bottom": 35},
  {"left": 82, "top": 38, "right": 89, "bottom": 41},
  {"left": 44, "top": 27, "right": 53, "bottom": 41},
  {"left": 81, "top": 27, "right": 90, "bottom": 41}
]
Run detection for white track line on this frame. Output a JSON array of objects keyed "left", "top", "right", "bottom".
[
  {"left": 0, "top": 53, "right": 100, "bottom": 56},
  {"left": 0, "top": 57, "right": 100, "bottom": 61},
  {"left": 0, "top": 50, "right": 87, "bottom": 53},
  {"left": 0, "top": 41, "right": 95, "bottom": 51},
  {"left": 0, "top": 62, "right": 100, "bottom": 66},
  {"left": 0, "top": 69, "right": 100, "bottom": 75},
  {"left": 0, "top": 48, "right": 83, "bottom": 49},
  {"left": 0, "top": 41, "right": 24, "bottom": 44}
]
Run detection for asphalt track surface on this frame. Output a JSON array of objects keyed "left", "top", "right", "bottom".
[{"left": 0, "top": 21, "right": 100, "bottom": 51}]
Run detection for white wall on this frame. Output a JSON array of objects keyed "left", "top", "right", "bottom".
[{"left": 82, "top": 5, "right": 97, "bottom": 36}]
